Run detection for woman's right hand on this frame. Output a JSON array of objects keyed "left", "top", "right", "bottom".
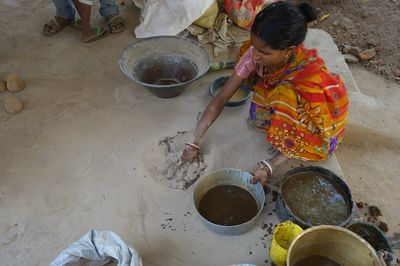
[
  {"left": 251, "top": 162, "right": 272, "bottom": 186},
  {"left": 181, "top": 145, "right": 199, "bottom": 163}
]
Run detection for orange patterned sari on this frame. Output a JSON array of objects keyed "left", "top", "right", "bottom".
[{"left": 237, "top": 41, "right": 348, "bottom": 161}]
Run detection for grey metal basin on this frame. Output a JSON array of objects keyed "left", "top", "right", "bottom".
[
  {"left": 193, "top": 168, "right": 265, "bottom": 235},
  {"left": 118, "top": 36, "right": 211, "bottom": 98}
]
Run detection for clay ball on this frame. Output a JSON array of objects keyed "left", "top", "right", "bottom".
[
  {"left": 4, "top": 95, "right": 24, "bottom": 114},
  {"left": 6, "top": 73, "right": 26, "bottom": 92},
  {"left": 0, "top": 80, "right": 6, "bottom": 93}
]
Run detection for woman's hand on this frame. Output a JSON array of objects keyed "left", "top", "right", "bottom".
[
  {"left": 251, "top": 161, "right": 273, "bottom": 186},
  {"left": 181, "top": 144, "right": 199, "bottom": 163}
]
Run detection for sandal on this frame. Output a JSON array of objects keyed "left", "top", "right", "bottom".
[
  {"left": 43, "top": 16, "right": 72, "bottom": 36},
  {"left": 106, "top": 14, "right": 125, "bottom": 33},
  {"left": 82, "top": 26, "right": 108, "bottom": 42}
]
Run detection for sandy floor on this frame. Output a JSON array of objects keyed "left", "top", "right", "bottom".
[{"left": 1, "top": 1, "right": 399, "bottom": 265}]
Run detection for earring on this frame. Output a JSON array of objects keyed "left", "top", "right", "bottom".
[{"left": 287, "top": 52, "right": 295, "bottom": 64}]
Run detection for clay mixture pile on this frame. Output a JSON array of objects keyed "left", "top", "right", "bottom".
[
  {"left": 143, "top": 131, "right": 210, "bottom": 190},
  {"left": 308, "top": 0, "right": 400, "bottom": 81}
]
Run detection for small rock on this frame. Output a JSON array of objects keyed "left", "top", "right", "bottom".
[
  {"left": 344, "top": 54, "right": 359, "bottom": 64},
  {"left": 0, "top": 80, "right": 6, "bottom": 93},
  {"left": 349, "top": 46, "right": 362, "bottom": 57},
  {"left": 332, "top": 20, "right": 340, "bottom": 26},
  {"left": 367, "top": 39, "right": 379, "bottom": 48},
  {"left": 358, "top": 48, "right": 377, "bottom": 61},
  {"left": 4, "top": 95, "right": 24, "bottom": 114},
  {"left": 6, "top": 73, "right": 26, "bottom": 92},
  {"left": 341, "top": 17, "right": 354, "bottom": 30},
  {"left": 393, "top": 68, "right": 400, "bottom": 77},
  {"left": 341, "top": 44, "right": 352, "bottom": 54}
]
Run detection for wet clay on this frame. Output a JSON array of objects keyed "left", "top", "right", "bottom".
[
  {"left": 199, "top": 185, "right": 258, "bottom": 226},
  {"left": 294, "top": 255, "right": 341, "bottom": 266},
  {"left": 347, "top": 223, "right": 391, "bottom": 252},
  {"left": 282, "top": 171, "right": 350, "bottom": 225},
  {"left": 143, "top": 131, "right": 209, "bottom": 190}
]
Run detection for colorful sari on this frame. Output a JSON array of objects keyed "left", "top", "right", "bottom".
[{"left": 235, "top": 41, "right": 348, "bottom": 161}]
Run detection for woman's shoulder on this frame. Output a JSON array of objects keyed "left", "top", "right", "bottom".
[{"left": 290, "top": 46, "right": 344, "bottom": 90}]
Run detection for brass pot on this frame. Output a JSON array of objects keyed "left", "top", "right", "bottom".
[{"left": 287, "top": 225, "right": 384, "bottom": 266}]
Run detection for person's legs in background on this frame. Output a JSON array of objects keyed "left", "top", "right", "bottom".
[
  {"left": 71, "top": 0, "right": 108, "bottom": 42},
  {"left": 43, "top": 0, "right": 75, "bottom": 35},
  {"left": 99, "top": 0, "right": 125, "bottom": 33}
]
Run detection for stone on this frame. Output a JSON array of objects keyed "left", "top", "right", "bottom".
[
  {"left": 0, "top": 80, "right": 6, "bottom": 93},
  {"left": 358, "top": 48, "right": 377, "bottom": 61},
  {"left": 341, "top": 17, "right": 354, "bottom": 30},
  {"left": 367, "top": 39, "right": 379, "bottom": 48},
  {"left": 6, "top": 73, "right": 25, "bottom": 92},
  {"left": 344, "top": 54, "right": 360, "bottom": 64},
  {"left": 348, "top": 46, "right": 362, "bottom": 57},
  {"left": 332, "top": 20, "right": 340, "bottom": 26},
  {"left": 341, "top": 44, "right": 352, "bottom": 54},
  {"left": 393, "top": 68, "right": 400, "bottom": 77},
  {"left": 4, "top": 95, "right": 24, "bottom": 114}
]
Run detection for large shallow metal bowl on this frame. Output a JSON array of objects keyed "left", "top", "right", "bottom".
[
  {"left": 276, "top": 166, "right": 354, "bottom": 228},
  {"left": 118, "top": 36, "right": 211, "bottom": 98},
  {"left": 287, "top": 225, "right": 383, "bottom": 266},
  {"left": 193, "top": 168, "right": 265, "bottom": 235}
]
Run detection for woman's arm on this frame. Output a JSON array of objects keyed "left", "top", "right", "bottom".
[
  {"left": 182, "top": 72, "right": 244, "bottom": 162},
  {"left": 193, "top": 73, "right": 244, "bottom": 145}
]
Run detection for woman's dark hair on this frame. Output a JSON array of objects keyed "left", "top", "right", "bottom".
[{"left": 251, "top": 1, "right": 317, "bottom": 50}]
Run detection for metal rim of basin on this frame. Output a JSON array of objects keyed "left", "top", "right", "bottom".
[
  {"left": 118, "top": 36, "right": 211, "bottom": 89},
  {"left": 278, "top": 166, "right": 355, "bottom": 228},
  {"left": 193, "top": 168, "right": 265, "bottom": 235}
]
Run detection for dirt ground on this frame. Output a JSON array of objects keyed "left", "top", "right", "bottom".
[{"left": 309, "top": 0, "right": 400, "bottom": 81}]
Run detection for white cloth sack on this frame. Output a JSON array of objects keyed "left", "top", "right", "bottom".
[
  {"left": 133, "top": 0, "right": 214, "bottom": 38},
  {"left": 50, "top": 230, "right": 143, "bottom": 266}
]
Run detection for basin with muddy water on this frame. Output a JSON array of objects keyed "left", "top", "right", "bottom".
[
  {"left": 278, "top": 166, "right": 354, "bottom": 228},
  {"left": 119, "top": 36, "right": 211, "bottom": 98},
  {"left": 198, "top": 184, "right": 259, "bottom": 226}
]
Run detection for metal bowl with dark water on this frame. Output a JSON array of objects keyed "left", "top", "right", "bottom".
[
  {"left": 118, "top": 36, "right": 211, "bottom": 98},
  {"left": 193, "top": 168, "right": 265, "bottom": 235},
  {"left": 276, "top": 166, "right": 354, "bottom": 228}
]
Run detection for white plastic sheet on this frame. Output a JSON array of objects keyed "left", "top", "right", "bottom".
[{"left": 133, "top": 0, "right": 214, "bottom": 38}]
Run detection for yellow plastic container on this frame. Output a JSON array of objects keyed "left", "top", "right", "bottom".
[{"left": 270, "top": 221, "right": 303, "bottom": 266}]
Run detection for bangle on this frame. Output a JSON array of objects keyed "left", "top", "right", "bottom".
[
  {"left": 185, "top": 142, "right": 200, "bottom": 150},
  {"left": 257, "top": 159, "right": 274, "bottom": 175}
]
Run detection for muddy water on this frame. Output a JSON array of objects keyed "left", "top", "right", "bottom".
[
  {"left": 216, "top": 85, "right": 248, "bottom": 102},
  {"left": 230, "top": 89, "right": 248, "bottom": 101},
  {"left": 199, "top": 185, "right": 258, "bottom": 226},
  {"left": 138, "top": 56, "right": 197, "bottom": 85},
  {"left": 281, "top": 172, "right": 350, "bottom": 225},
  {"left": 294, "top": 255, "right": 341, "bottom": 266}
]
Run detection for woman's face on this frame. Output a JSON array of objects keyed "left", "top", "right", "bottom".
[{"left": 250, "top": 33, "right": 290, "bottom": 71}]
